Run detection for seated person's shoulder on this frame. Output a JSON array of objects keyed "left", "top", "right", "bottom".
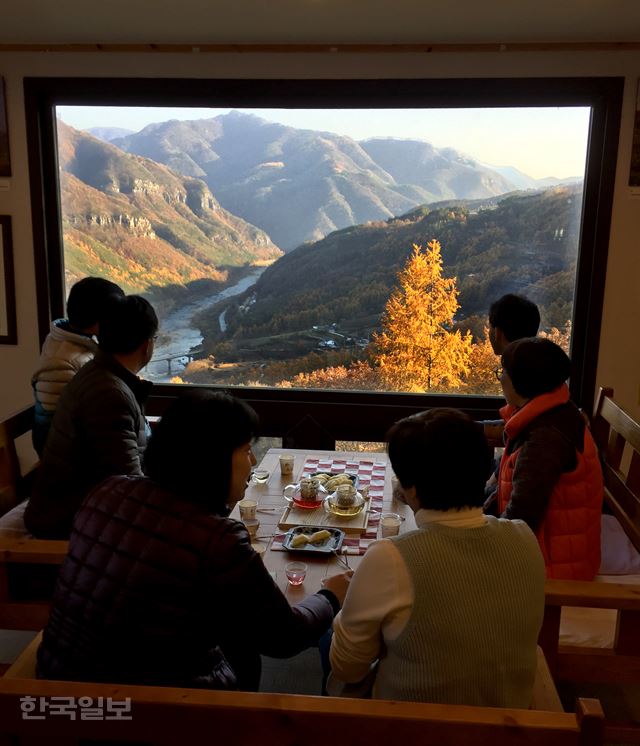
[
  {"left": 533, "top": 401, "right": 585, "bottom": 441},
  {"left": 199, "top": 515, "right": 259, "bottom": 570},
  {"left": 64, "top": 359, "right": 134, "bottom": 403},
  {"left": 488, "top": 514, "right": 541, "bottom": 545}
]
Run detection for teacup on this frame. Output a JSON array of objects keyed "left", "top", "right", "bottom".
[
  {"left": 238, "top": 499, "right": 257, "bottom": 520},
  {"left": 279, "top": 455, "right": 294, "bottom": 477}
]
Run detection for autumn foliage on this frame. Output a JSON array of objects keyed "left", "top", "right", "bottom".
[
  {"left": 372, "top": 241, "right": 473, "bottom": 392},
  {"left": 182, "top": 235, "right": 568, "bottom": 396}
]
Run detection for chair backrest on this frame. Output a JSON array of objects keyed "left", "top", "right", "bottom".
[
  {"left": 591, "top": 387, "right": 640, "bottom": 553},
  {"left": 0, "top": 676, "right": 604, "bottom": 746},
  {"left": 0, "top": 405, "right": 36, "bottom": 514}
]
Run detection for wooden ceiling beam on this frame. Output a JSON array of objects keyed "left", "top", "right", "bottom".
[{"left": 0, "top": 41, "right": 639, "bottom": 54}]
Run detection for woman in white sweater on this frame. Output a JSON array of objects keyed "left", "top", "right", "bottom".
[{"left": 329, "top": 408, "right": 545, "bottom": 707}]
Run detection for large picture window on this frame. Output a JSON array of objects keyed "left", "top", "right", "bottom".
[{"left": 25, "top": 77, "right": 622, "bottom": 423}]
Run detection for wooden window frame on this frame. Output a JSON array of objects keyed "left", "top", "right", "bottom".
[{"left": 23, "top": 76, "right": 623, "bottom": 441}]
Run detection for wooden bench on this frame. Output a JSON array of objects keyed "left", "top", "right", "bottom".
[
  {"left": 0, "top": 408, "right": 161, "bottom": 631},
  {"left": 0, "top": 634, "right": 604, "bottom": 746},
  {"left": 0, "top": 405, "right": 62, "bottom": 632},
  {"left": 0, "top": 538, "right": 67, "bottom": 630},
  {"left": 0, "top": 681, "right": 605, "bottom": 746}
]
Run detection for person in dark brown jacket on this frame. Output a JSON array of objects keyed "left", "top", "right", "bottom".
[
  {"left": 25, "top": 295, "right": 158, "bottom": 539},
  {"left": 37, "top": 391, "right": 351, "bottom": 691}
]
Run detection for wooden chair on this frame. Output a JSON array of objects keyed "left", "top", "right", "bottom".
[
  {"left": 0, "top": 405, "right": 60, "bottom": 632},
  {"left": 538, "top": 387, "right": 640, "bottom": 742},
  {"left": 0, "top": 405, "right": 36, "bottom": 514},
  {"left": 590, "top": 387, "right": 640, "bottom": 550}
]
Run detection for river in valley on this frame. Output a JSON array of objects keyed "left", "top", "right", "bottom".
[{"left": 143, "top": 267, "right": 265, "bottom": 382}]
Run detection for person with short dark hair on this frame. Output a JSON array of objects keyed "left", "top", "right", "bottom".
[
  {"left": 37, "top": 391, "right": 351, "bottom": 691},
  {"left": 488, "top": 294, "right": 540, "bottom": 355},
  {"left": 31, "top": 276, "right": 124, "bottom": 455},
  {"left": 329, "top": 408, "right": 545, "bottom": 706},
  {"left": 495, "top": 337, "right": 603, "bottom": 579},
  {"left": 25, "top": 295, "right": 158, "bottom": 539}
]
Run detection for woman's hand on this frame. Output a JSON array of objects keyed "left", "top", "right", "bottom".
[{"left": 321, "top": 571, "right": 354, "bottom": 607}]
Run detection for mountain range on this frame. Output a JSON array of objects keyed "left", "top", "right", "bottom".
[
  {"left": 108, "top": 111, "right": 562, "bottom": 251},
  {"left": 57, "top": 120, "right": 281, "bottom": 294}
]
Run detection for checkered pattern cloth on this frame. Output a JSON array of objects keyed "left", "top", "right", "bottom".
[{"left": 271, "top": 457, "right": 387, "bottom": 555}]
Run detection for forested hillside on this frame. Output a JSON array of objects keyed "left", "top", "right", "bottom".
[{"left": 204, "top": 184, "right": 581, "bottom": 359}]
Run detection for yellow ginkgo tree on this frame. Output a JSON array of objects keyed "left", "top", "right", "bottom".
[{"left": 373, "top": 240, "right": 472, "bottom": 392}]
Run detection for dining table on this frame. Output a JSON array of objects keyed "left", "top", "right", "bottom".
[{"left": 228, "top": 447, "right": 417, "bottom": 603}]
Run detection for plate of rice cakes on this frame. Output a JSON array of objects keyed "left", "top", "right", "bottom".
[
  {"left": 282, "top": 526, "right": 345, "bottom": 554},
  {"left": 309, "top": 472, "right": 358, "bottom": 492}
]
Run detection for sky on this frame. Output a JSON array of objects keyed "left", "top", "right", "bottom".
[{"left": 57, "top": 105, "right": 591, "bottom": 180}]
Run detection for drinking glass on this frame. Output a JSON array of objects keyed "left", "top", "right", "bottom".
[
  {"left": 380, "top": 512, "right": 402, "bottom": 538},
  {"left": 285, "top": 561, "right": 308, "bottom": 586},
  {"left": 243, "top": 518, "right": 259, "bottom": 538},
  {"left": 252, "top": 469, "right": 270, "bottom": 484},
  {"left": 251, "top": 542, "right": 266, "bottom": 560}
]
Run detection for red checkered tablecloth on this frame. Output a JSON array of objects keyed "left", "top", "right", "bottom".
[{"left": 271, "top": 457, "right": 386, "bottom": 555}]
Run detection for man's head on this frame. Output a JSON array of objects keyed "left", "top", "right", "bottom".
[
  {"left": 500, "top": 337, "right": 571, "bottom": 405},
  {"left": 66, "top": 277, "right": 124, "bottom": 334},
  {"left": 488, "top": 294, "right": 540, "bottom": 355},
  {"left": 98, "top": 295, "right": 159, "bottom": 372},
  {"left": 387, "top": 408, "right": 493, "bottom": 512}
]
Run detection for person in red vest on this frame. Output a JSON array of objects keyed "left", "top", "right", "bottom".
[{"left": 495, "top": 337, "right": 603, "bottom": 580}]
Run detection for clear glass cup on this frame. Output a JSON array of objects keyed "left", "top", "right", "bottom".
[
  {"left": 285, "top": 561, "right": 308, "bottom": 586},
  {"left": 251, "top": 469, "right": 270, "bottom": 484},
  {"left": 380, "top": 512, "right": 402, "bottom": 538}
]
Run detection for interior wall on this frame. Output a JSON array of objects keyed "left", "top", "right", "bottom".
[{"left": 0, "top": 49, "right": 638, "bottom": 418}]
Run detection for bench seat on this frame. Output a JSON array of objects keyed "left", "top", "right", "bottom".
[{"left": 0, "top": 500, "right": 30, "bottom": 539}]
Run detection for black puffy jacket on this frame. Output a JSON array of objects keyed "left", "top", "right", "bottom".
[
  {"left": 25, "top": 351, "right": 151, "bottom": 538},
  {"left": 37, "top": 475, "right": 336, "bottom": 690}
]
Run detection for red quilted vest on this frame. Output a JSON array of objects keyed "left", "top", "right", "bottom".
[{"left": 497, "top": 385, "right": 603, "bottom": 580}]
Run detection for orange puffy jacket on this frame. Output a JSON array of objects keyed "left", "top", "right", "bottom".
[{"left": 497, "top": 385, "right": 603, "bottom": 580}]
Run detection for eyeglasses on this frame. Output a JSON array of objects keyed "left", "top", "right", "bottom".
[{"left": 494, "top": 366, "right": 503, "bottom": 381}]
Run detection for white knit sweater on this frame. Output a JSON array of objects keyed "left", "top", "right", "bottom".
[{"left": 330, "top": 510, "right": 545, "bottom": 706}]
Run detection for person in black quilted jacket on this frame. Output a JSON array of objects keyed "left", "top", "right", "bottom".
[
  {"left": 25, "top": 295, "right": 158, "bottom": 539},
  {"left": 36, "top": 391, "right": 351, "bottom": 691}
]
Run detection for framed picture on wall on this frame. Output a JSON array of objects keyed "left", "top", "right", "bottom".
[
  {"left": 630, "top": 80, "right": 640, "bottom": 188},
  {"left": 0, "top": 78, "right": 10, "bottom": 177},
  {"left": 0, "top": 216, "right": 17, "bottom": 344}
]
